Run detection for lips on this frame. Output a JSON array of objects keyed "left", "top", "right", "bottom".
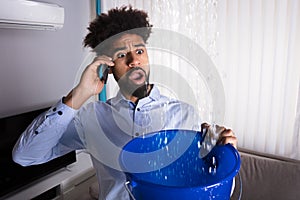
[{"left": 128, "top": 68, "right": 146, "bottom": 84}]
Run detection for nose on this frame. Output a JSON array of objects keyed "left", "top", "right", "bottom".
[{"left": 126, "top": 51, "right": 140, "bottom": 68}]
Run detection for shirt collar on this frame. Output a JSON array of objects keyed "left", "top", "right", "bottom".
[{"left": 109, "top": 85, "right": 160, "bottom": 107}]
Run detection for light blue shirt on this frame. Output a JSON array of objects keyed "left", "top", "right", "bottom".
[{"left": 13, "top": 86, "right": 202, "bottom": 200}]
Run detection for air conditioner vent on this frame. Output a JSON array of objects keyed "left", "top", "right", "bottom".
[{"left": 0, "top": 0, "right": 64, "bottom": 31}]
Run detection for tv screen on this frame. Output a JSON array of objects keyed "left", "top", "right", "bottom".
[{"left": 0, "top": 107, "right": 76, "bottom": 198}]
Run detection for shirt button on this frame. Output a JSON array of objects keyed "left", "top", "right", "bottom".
[
  {"left": 135, "top": 132, "right": 140, "bottom": 136},
  {"left": 137, "top": 108, "right": 140, "bottom": 111},
  {"left": 35, "top": 130, "right": 39, "bottom": 134},
  {"left": 58, "top": 111, "right": 63, "bottom": 115},
  {"left": 53, "top": 107, "right": 57, "bottom": 112}
]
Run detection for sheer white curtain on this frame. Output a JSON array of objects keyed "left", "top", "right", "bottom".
[
  {"left": 101, "top": 0, "right": 300, "bottom": 160},
  {"left": 215, "top": 0, "right": 300, "bottom": 159}
]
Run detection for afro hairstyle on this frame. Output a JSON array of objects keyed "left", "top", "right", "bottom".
[{"left": 83, "top": 6, "right": 152, "bottom": 49}]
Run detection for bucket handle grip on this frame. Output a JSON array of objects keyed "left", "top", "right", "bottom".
[{"left": 124, "top": 181, "right": 137, "bottom": 200}]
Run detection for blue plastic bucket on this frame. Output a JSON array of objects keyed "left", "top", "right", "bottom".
[{"left": 120, "top": 129, "right": 240, "bottom": 200}]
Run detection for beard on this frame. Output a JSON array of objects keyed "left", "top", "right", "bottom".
[{"left": 118, "top": 67, "right": 150, "bottom": 99}]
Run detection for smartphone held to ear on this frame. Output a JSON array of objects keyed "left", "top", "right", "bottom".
[{"left": 98, "top": 64, "right": 110, "bottom": 84}]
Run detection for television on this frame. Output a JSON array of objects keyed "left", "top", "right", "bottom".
[{"left": 0, "top": 107, "right": 76, "bottom": 199}]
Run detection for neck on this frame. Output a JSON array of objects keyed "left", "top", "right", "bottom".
[{"left": 123, "top": 84, "right": 153, "bottom": 104}]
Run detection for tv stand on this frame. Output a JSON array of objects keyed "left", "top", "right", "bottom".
[{"left": 4, "top": 151, "right": 96, "bottom": 200}]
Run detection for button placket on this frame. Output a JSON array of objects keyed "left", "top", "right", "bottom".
[{"left": 133, "top": 107, "right": 154, "bottom": 137}]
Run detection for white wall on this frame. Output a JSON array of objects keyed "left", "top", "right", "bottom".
[{"left": 0, "top": 0, "right": 95, "bottom": 118}]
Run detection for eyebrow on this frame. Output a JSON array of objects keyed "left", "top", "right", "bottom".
[{"left": 112, "top": 43, "right": 146, "bottom": 55}]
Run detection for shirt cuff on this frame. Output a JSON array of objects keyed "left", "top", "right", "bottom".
[{"left": 43, "top": 98, "right": 78, "bottom": 126}]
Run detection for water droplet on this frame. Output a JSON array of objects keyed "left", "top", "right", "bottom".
[
  {"left": 197, "top": 140, "right": 201, "bottom": 149},
  {"left": 212, "top": 156, "right": 216, "bottom": 166},
  {"left": 164, "top": 137, "right": 168, "bottom": 144}
]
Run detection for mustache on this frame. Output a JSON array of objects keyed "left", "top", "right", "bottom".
[{"left": 126, "top": 67, "right": 146, "bottom": 77}]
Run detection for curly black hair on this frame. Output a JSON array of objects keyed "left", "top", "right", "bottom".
[{"left": 84, "top": 6, "right": 152, "bottom": 49}]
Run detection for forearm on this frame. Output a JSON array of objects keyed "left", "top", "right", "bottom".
[{"left": 64, "top": 86, "right": 92, "bottom": 110}]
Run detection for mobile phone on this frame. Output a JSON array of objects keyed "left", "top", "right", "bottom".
[{"left": 98, "top": 64, "right": 110, "bottom": 84}]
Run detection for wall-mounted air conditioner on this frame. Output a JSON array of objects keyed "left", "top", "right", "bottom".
[{"left": 0, "top": 0, "right": 64, "bottom": 31}]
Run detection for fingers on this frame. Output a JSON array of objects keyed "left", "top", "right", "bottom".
[
  {"left": 201, "top": 123, "right": 238, "bottom": 149},
  {"left": 217, "top": 129, "right": 237, "bottom": 149},
  {"left": 77, "top": 55, "right": 115, "bottom": 95},
  {"left": 92, "top": 55, "right": 115, "bottom": 70}
]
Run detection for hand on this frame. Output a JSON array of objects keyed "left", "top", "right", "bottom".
[
  {"left": 77, "top": 55, "right": 114, "bottom": 96},
  {"left": 64, "top": 55, "right": 114, "bottom": 109},
  {"left": 201, "top": 123, "right": 237, "bottom": 149}
]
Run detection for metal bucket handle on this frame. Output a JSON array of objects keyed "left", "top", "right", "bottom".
[{"left": 125, "top": 181, "right": 136, "bottom": 200}]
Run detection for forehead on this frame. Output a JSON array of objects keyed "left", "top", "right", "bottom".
[{"left": 112, "top": 34, "right": 145, "bottom": 48}]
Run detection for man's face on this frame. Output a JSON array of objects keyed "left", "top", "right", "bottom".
[{"left": 110, "top": 34, "right": 150, "bottom": 98}]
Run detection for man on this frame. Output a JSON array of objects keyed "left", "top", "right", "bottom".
[{"left": 13, "top": 6, "right": 237, "bottom": 200}]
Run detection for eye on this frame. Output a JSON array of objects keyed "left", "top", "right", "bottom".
[
  {"left": 117, "top": 52, "right": 126, "bottom": 58},
  {"left": 136, "top": 49, "right": 144, "bottom": 54}
]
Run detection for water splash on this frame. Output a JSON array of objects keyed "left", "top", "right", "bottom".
[
  {"left": 199, "top": 122, "right": 220, "bottom": 158},
  {"left": 208, "top": 156, "right": 217, "bottom": 175}
]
